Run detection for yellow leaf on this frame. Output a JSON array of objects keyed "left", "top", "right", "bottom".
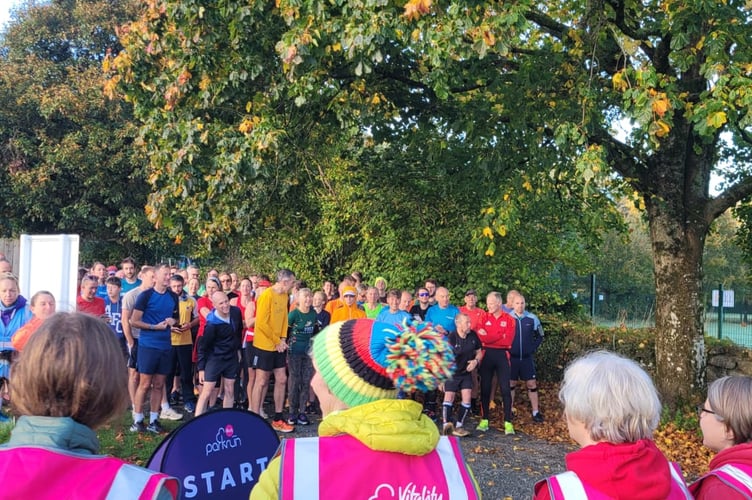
[
  {"left": 499, "top": 225, "right": 507, "bottom": 237},
  {"left": 238, "top": 118, "right": 255, "bottom": 134},
  {"left": 612, "top": 70, "right": 628, "bottom": 91},
  {"left": 654, "top": 119, "right": 671, "bottom": 137},
  {"left": 482, "top": 30, "right": 495, "bottom": 47},
  {"left": 403, "top": 0, "right": 431, "bottom": 21},
  {"left": 707, "top": 111, "right": 727, "bottom": 129},
  {"left": 651, "top": 93, "right": 670, "bottom": 118}
]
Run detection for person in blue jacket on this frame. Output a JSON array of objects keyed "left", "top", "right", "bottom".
[{"left": 508, "top": 291, "right": 545, "bottom": 422}]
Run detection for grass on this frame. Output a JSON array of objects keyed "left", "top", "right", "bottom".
[{"left": 0, "top": 410, "right": 183, "bottom": 467}]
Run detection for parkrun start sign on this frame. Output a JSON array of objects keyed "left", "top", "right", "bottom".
[{"left": 148, "top": 409, "right": 280, "bottom": 499}]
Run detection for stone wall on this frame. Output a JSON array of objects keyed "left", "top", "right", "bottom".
[{"left": 706, "top": 343, "right": 752, "bottom": 381}]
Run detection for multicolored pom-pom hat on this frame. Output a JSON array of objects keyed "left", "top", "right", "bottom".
[{"left": 312, "top": 318, "right": 456, "bottom": 409}]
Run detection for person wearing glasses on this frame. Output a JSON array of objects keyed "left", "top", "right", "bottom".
[
  {"left": 533, "top": 351, "right": 691, "bottom": 500},
  {"left": 409, "top": 287, "right": 432, "bottom": 321},
  {"left": 690, "top": 376, "right": 752, "bottom": 499}
]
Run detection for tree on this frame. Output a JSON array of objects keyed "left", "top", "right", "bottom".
[
  {"left": 112, "top": 0, "right": 752, "bottom": 401},
  {"left": 0, "top": 0, "right": 177, "bottom": 263},
  {"left": 111, "top": 0, "right": 621, "bottom": 299}
]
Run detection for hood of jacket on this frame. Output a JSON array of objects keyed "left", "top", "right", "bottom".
[
  {"left": 318, "top": 399, "right": 439, "bottom": 456},
  {"left": 566, "top": 439, "right": 674, "bottom": 499}
]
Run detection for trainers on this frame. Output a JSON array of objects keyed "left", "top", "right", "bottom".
[
  {"left": 272, "top": 419, "right": 295, "bottom": 433},
  {"left": 453, "top": 426, "right": 470, "bottom": 437},
  {"left": 287, "top": 414, "right": 297, "bottom": 425},
  {"left": 147, "top": 420, "right": 166, "bottom": 434},
  {"left": 169, "top": 391, "right": 180, "bottom": 406},
  {"left": 160, "top": 407, "right": 184, "bottom": 421},
  {"left": 476, "top": 419, "right": 489, "bottom": 432},
  {"left": 504, "top": 421, "right": 515, "bottom": 435},
  {"left": 442, "top": 422, "right": 454, "bottom": 436},
  {"left": 297, "top": 414, "right": 310, "bottom": 425},
  {"left": 532, "top": 412, "right": 545, "bottom": 423},
  {"left": 183, "top": 401, "right": 196, "bottom": 413},
  {"left": 129, "top": 421, "right": 147, "bottom": 433}
]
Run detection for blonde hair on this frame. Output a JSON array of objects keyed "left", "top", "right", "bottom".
[
  {"left": 559, "top": 350, "right": 661, "bottom": 443},
  {"left": 12, "top": 312, "right": 128, "bottom": 429},
  {"left": 0, "top": 272, "right": 18, "bottom": 286},
  {"left": 707, "top": 376, "right": 752, "bottom": 444}
]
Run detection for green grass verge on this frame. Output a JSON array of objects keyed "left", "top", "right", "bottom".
[{"left": 0, "top": 411, "right": 184, "bottom": 467}]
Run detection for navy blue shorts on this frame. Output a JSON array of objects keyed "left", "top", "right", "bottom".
[
  {"left": 127, "top": 338, "right": 139, "bottom": 370},
  {"left": 204, "top": 356, "right": 240, "bottom": 383},
  {"left": 510, "top": 356, "right": 536, "bottom": 381},
  {"left": 137, "top": 345, "right": 172, "bottom": 375}
]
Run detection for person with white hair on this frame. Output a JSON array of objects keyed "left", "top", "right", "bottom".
[
  {"left": 690, "top": 375, "right": 752, "bottom": 499},
  {"left": 533, "top": 350, "right": 691, "bottom": 499}
]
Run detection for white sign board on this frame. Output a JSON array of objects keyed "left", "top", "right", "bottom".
[
  {"left": 711, "top": 289, "right": 735, "bottom": 308},
  {"left": 18, "top": 235, "right": 79, "bottom": 313}
]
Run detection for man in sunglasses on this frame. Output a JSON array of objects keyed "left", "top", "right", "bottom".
[{"left": 409, "top": 287, "right": 432, "bottom": 321}]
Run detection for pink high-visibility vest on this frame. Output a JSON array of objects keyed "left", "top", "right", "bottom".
[
  {"left": 0, "top": 446, "right": 179, "bottom": 499},
  {"left": 280, "top": 434, "right": 479, "bottom": 499},
  {"left": 535, "top": 461, "right": 691, "bottom": 499},
  {"left": 690, "top": 463, "right": 752, "bottom": 498}
]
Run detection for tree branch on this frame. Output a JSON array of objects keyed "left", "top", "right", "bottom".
[
  {"left": 705, "top": 176, "right": 752, "bottom": 223},
  {"left": 525, "top": 9, "right": 568, "bottom": 40}
]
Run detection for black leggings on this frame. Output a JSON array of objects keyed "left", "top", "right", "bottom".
[{"left": 479, "top": 348, "right": 512, "bottom": 422}]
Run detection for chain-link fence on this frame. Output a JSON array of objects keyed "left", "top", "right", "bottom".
[{"left": 567, "top": 275, "right": 752, "bottom": 349}]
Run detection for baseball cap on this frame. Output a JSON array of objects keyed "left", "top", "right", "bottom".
[{"left": 465, "top": 289, "right": 477, "bottom": 296}]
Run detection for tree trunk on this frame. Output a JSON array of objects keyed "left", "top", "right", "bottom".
[{"left": 647, "top": 202, "right": 707, "bottom": 405}]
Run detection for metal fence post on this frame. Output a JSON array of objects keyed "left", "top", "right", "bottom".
[{"left": 718, "top": 283, "right": 723, "bottom": 340}]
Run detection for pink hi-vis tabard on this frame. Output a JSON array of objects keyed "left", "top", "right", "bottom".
[
  {"left": 280, "top": 434, "right": 479, "bottom": 499},
  {"left": 690, "top": 463, "right": 752, "bottom": 498},
  {"left": 534, "top": 461, "right": 691, "bottom": 500},
  {"left": 0, "top": 446, "right": 178, "bottom": 499}
]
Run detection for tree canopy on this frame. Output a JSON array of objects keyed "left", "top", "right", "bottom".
[
  {"left": 0, "top": 0, "right": 178, "bottom": 263},
  {"left": 110, "top": 0, "right": 752, "bottom": 401}
]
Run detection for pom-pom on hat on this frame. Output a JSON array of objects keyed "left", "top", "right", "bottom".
[{"left": 312, "top": 319, "right": 455, "bottom": 409}]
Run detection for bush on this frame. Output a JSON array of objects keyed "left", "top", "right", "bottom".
[{"left": 535, "top": 317, "right": 656, "bottom": 381}]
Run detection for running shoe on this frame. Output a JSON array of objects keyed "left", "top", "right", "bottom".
[
  {"left": 160, "top": 407, "right": 184, "bottom": 421},
  {"left": 147, "top": 421, "right": 166, "bottom": 434},
  {"left": 169, "top": 391, "right": 180, "bottom": 406},
  {"left": 442, "top": 422, "right": 454, "bottom": 436},
  {"left": 129, "top": 421, "right": 147, "bottom": 433},
  {"left": 297, "top": 414, "right": 310, "bottom": 425},
  {"left": 476, "top": 419, "right": 489, "bottom": 432},
  {"left": 286, "top": 414, "right": 297, "bottom": 425},
  {"left": 183, "top": 401, "right": 196, "bottom": 413},
  {"left": 504, "top": 421, "right": 515, "bottom": 435},
  {"left": 532, "top": 412, "right": 545, "bottom": 423},
  {"left": 272, "top": 419, "right": 295, "bottom": 433},
  {"left": 453, "top": 426, "right": 471, "bottom": 438}
]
